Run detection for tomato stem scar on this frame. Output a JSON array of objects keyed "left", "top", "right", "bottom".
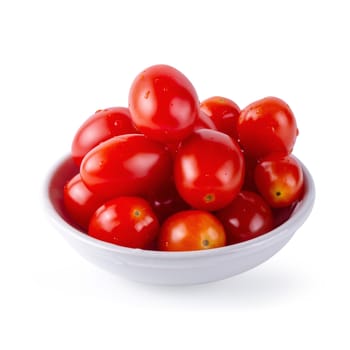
[
  {"left": 204, "top": 193, "right": 215, "bottom": 203},
  {"left": 133, "top": 209, "right": 141, "bottom": 217}
]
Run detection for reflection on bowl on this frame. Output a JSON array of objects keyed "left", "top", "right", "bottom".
[{"left": 44, "top": 155, "right": 315, "bottom": 285}]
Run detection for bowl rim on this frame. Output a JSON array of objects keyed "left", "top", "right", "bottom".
[{"left": 44, "top": 153, "right": 315, "bottom": 260}]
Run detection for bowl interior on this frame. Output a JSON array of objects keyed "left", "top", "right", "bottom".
[
  {"left": 44, "top": 154, "right": 315, "bottom": 284},
  {"left": 46, "top": 154, "right": 315, "bottom": 257}
]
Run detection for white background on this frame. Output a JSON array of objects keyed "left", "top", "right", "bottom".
[{"left": 1, "top": 0, "right": 349, "bottom": 349}]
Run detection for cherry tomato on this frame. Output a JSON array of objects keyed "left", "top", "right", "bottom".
[
  {"left": 272, "top": 201, "right": 298, "bottom": 228},
  {"left": 72, "top": 107, "right": 138, "bottom": 166},
  {"left": 174, "top": 129, "right": 245, "bottom": 211},
  {"left": 63, "top": 173, "right": 107, "bottom": 230},
  {"left": 88, "top": 197, "right": 159, "bottom": 248},
  {"left": 216, "top": 191, "right": 273, "bottom": 244},
  {"left": 194, "top": 110, "right": 217, "bottom": 131},
  {"left": 242, "top": 154, "right": 259, "bottom": 192},
  {"left": 237, "top": 96, "right": 298, "bottom": 158},
  {"left": 146, "top": 181, "right": 190, "bottom": 223},
  {"left": 200, "top": 96, "right": 240, "bottom": 139},
  {"left": 164, "top": 111, "right": 217, "bottom": 159},
  {"left": 128, "top": 64, "right": 199, "bottom": 143},
  {"left": 254, "top": 154, "right": 304, "bottom": 208},
  {"left": 158, "top": 210, "right": 226, "bottom": 251},
  {"left": 80, "top": 134, "right": 173, "bottom": 198}
]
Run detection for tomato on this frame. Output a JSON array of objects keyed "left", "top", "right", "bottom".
[
  {"left": 158, "top": 210, "right": 226, "bottom": 251},
  {"left": 164, "top": 111, "right": 217, "bottom": 159},
  {"left": 254, "top": 154, "right": 304, "bottom": 208},
  {"left": 200, "top": 96, "right": 240, "bottom": 139},
  {"left": 194, "top": 110, "right": 217, "bottom": 131},
  {"left": 174, "top": 129, "right": 245, "bottom": 211},
  {"left": 242, "top": 154, "right": 259, "bottom": 192},
  {"left": 88, "top": 197, "right": 159, "bottom": 249},
  {"left": 61, "top": 61, "right": 306, "bottom": 254},
  {"left": 237, "top": 96, "right": 298, "bottom": 158},
  {"left": 216, "top": 191, "right": 273, "bottom": 244},
  {"left": 80, "top": 134, "right": 173, "bottom": 198},
  {"left": 71, "top": 107, "right": 138, "bottom": 166},
  {"left": 128, "top": 64, "right": 199, "bottom": 143},
  {"left": 63, "top": 173, "right": 107, "bottom": 230},
  {"left": 146, "top": 182, "right": 190, "bottom": 223},
  {"left": 272, "top": 201, "right": 298, "bottom": 228}
]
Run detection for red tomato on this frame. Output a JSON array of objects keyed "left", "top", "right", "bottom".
[
  {"left": 80, "top": 134, "right": 173, "bottom": 198},
  {"left": 216, "top": 191, "right": 273, "bottom": 244},
  {"left": 237, "top": 97, "right": 298, "bottom": 158},
  {"left": 164, "top": 111, "right": 217, "bottom": 159},
  {"left": 254, "top": 154, "right": 304, "bottom": 208},
  {"left": 242, "top": 155, "right": 259, "bottom": 192},
  {"left": 72, "top": 107, "right": 138, "bottom": 166},
  {"left": 200, "top": 96, "right": 240, "bottom": 139},
  {"left": 194, "top": 110, "right": 217, "bottom": 131},
  {"left": 63, "top": 173, "right": 107, "bottom": 230},
  {"left": 128, "top": 64, "right": 199, "bottom": 143},
  {"left": 146, "top": 182, "right": 190, "bottom": 223},
  {"left": 174, "top": 129, "right": 245, "bottom": 211},
  {"left": 158, "top": 210, "right": 226, "bottom": 251},
  {"left": 272, "top": 201, "right": 298, "bottom": 228},
  {"left": 88, "top": 197, "right": 159, "bottom": 248}
]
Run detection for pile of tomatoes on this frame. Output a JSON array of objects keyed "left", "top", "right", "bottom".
[{"left": 63, "top": 64, "right": 303, "bottom": 251}]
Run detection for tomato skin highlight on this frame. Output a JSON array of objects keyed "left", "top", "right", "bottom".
[
  {"left": 237, "top": 96, "right": 298, "bottom": 159},
  {"left": 88, "top": 197, "right": 159, "bottom": 249},
  {"left": 158, "top": 210, "right": 226, "bottom": 251},
  {"left": 80, "top": 134, "right": 173, "bottom": 198},
  {"left": 128, "top": 64, "right": 199, "bottom": 143},
  {"left": 174, "top": 129, "right": 245, "bottom": 211},
  {"left": 254, "top": 154, "right": 304, "bottom": 208},
  {"left": 71, "top": 107, "right": 138, "bottom": 166},
  {"left": 63, "top": 173, "right": 107, "bottom": 230},
  {"left": 216, "top": 191, "right": 273, "bottom": 244}
]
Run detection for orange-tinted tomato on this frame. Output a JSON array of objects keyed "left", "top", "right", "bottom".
[
  {"left": 254, "top": 154, "right": 304, "bottom": 208},
  {"left": 158, "top": 210, "right": 226, "bottom": 251}
]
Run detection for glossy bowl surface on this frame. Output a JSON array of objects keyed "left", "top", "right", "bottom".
[{"left": 44, "top": 155, "right": 315, "bottom": 285}]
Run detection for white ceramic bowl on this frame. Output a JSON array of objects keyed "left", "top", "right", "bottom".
[{"left": 44, "top": 155, "right": 315, "bottom": 285}]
